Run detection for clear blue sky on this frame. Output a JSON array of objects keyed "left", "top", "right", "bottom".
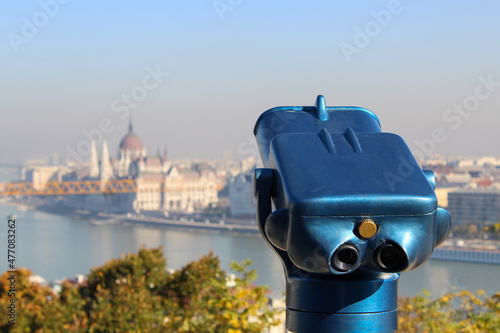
[{"left": 1, "top": 0, "right": 499, "bottom": 164}]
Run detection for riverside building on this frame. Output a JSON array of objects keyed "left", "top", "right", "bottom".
[{"left": 63, "top": 121, "right": 218, "bottom": 214}]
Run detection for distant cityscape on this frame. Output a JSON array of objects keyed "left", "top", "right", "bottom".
[
  {"left": 4, "top": 120, "right": 256, "bottom": 222},
  {"left": 423, "top": 156, "right": 500, "bottom": 235},
  {"left": 3, "top": 121, "right": 500, "bottom": 243}
]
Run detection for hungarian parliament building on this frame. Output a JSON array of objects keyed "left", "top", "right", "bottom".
[{"left": 61, "top": 121, "right": 219, "bottom": 214}]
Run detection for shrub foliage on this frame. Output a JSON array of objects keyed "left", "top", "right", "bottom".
[
  {"left": 0, "top": 248, "right": 279, "bottom": 332},
  {"left": 1, "top": 247, "right": 499, "bottom": 332}
]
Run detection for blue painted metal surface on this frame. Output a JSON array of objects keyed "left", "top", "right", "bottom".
[{"left": 253, "top": 95, "right": 451, "bottom": 333}]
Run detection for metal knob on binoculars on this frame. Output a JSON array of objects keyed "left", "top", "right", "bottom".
[{"left": 253, "top": 95, "right": 451, "bottom": 333}]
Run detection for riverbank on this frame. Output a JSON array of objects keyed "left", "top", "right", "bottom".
[
  {"left": 3, "top": 197, "right": 261, "bottom": 236},
  {"left": 432, "top": 239, "right": 500, "bottom": 265},
  {"left": 96, "top": 212, "right": 261, "bottom": 236}
]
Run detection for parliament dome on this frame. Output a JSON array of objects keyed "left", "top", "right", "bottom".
[{"left": 119, "top": 121, "right": 144, "bottom": 151}]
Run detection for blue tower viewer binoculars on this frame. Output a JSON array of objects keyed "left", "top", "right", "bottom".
[{"left": 253, "top": 96, "right": 451, "bottom": 332}]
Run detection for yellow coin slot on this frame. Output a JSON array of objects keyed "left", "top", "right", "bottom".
[{"left": 358, "top": 219, "right": 378, "bottom": 239}]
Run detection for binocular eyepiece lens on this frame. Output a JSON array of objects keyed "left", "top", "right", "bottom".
[
  {"left": 331, "top": 244, "right": 359, "bottom": 272},
  {"left": 374, "top": 243, "right": 405, "bottom": 271}
]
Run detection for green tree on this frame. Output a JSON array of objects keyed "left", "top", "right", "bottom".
[
  {"left": 399, "top": 289, "right": 500, "bottom": 332},
  {"left": 0, "top": 247, "right": 280, "bottom": 332},
  {"left": 0, "top": 268, "right": 84, "bottom": 332},
  {"left": 466, "top": 224, "right": 479, "bottom": 237},
  {"left": 484, "top": 222, "right": 500, "bottom": 238},
  {"left": 80, "top": 247, "right": 168, "bottom": 332},
  {"left": 162, "top": 254, "right": 278, "bottom": 332}
]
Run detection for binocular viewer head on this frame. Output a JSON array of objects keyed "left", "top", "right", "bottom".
[
  {"left": 263, "top": 205, "right": 451, "bottom": 275},
  {"left": 253, "top": 95, "right": 451, "bottom": 276}
]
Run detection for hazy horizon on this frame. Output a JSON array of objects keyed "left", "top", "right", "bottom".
[{"left": 1, "top": 1, "right": 500, "bottom": 165}]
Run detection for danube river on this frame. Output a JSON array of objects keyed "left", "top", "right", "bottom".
[{"left": 2, "top": 202, "right": 499, "bottom": 298}]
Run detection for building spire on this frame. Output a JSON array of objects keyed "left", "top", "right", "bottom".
[
  {"left": 100, "top": 139, "right": 113, "bottom": 182},
  {"left": 89, "top": 141, "right": 99, "bottom": 178},
  {"left": 161, "top": 144, "right": 168, "bottom": 165},
  {"left": 128, "top": 116, "right": 133, "bottom": 133}
]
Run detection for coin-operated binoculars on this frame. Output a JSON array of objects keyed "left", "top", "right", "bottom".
[{"left": 253, "top": 96, "right": 451, "bottom": 333}]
